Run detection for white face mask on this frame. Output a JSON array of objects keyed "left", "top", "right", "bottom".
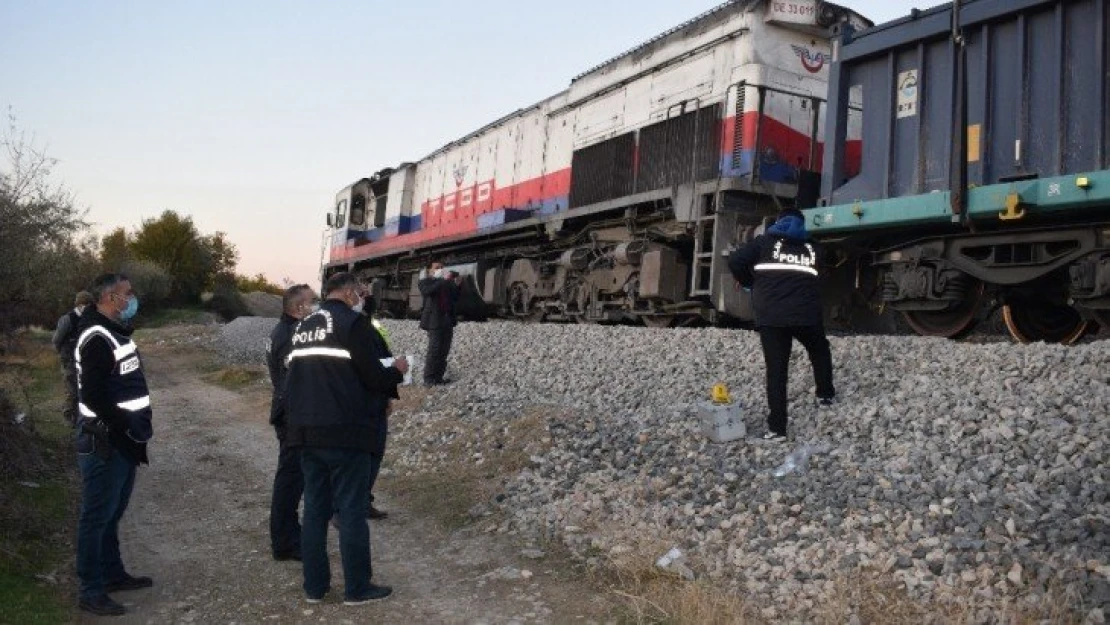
[
  {"left": 433, "top": 268, "right": 445, "bottom": 279},
  {"left": 352, "top": 298, "right": 365, "bottom": 314}
]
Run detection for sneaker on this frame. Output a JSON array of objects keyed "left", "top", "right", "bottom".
[
  {"left": 104, "top": 573, "right": 153, "bottom": 593},
  {"left": 79, "top": 594, "right": 126, "bottom": 616},
  {"left": 344, "top": 584, "right": 393, "bottom": 605},
  {"left": 306, "top": 588, "right": 330, "bottom": 604},
  {"left": 816, "top": 396, "right": 837, "bottom": 408},
  {"left": 367, "top": 506, "right": 389, "bottom": 520},
  {"left": 762, "top": 431, "right": 787, "bottom": 442}
]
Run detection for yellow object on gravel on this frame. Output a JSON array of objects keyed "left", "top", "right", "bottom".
[{"left": 711, "top": 383, "right": 731, "bottom": 405}]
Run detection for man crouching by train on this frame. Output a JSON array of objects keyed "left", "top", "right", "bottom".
[
  {"left": 283, "top": 271, "right": 408, "bottom": 605},
  {"left": 728, "top": 208, "right": 836, "bottom": 441}
]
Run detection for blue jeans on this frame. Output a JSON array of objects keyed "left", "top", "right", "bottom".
[
  {"left": 76, "top": 449, "right": 137, "bottom": 601},
  {"left": 300, "top": 447, "right": 372, "bottom": 600}
]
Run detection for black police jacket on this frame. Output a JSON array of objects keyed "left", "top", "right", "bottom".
[
  {"left": 74, "top": 309, "right": 153, "bottom": 464},
  {"left": 728, "top": 231, "right": 823, "bottom": 328},
  {"left": 283, "top": 299, "right": 403, "bottom": 452},
  {"left": 266, "top": 313, "right": 298, "bottom": 428}
]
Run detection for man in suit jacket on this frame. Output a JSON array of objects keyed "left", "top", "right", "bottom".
[{"left": 418, "top": 261, "right": 460, "bottom": 386}]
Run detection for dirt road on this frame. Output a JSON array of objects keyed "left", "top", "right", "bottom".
[{"left": 77, "top": 333, "right": 614, "bottom": 624}]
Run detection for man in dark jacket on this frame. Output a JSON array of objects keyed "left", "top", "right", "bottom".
[
  {"left": 266, "top": 284, "right": 316, "bottom": 561},
  {"left": 360, "top": 295, "right": 398, "bottom": 520},
  {"left": 74, "top": 274, "right": 154, "bottom": 616},
  {"left": 52, "top": 290, "right": 93, "bottom": 427},
  {"left": 283, "top": 272, "right": 408, "bottom": 605},
  {"left": 418, "top": 261, "right": 461, "bottom": 386},
  {"left": 728, "top": 209, "right": 836, "bottom": 441}
]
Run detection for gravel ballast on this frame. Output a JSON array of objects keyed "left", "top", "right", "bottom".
[{"left": 217, "top": 317, "right": 1109, "bottom": 619}]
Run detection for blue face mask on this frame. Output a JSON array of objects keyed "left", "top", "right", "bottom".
[{"left": 119, "top": 296, "right": 139, "bottom": 321}]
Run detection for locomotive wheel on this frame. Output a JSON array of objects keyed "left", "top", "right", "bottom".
[
  {"left": 901, "top": 281, "right": 985, "bottom": 339},
  {"left": 1002, "top": 302, "right": 1089, "bottom": 345},
  {"left": 642, "top": 315, "right": 675, "bottom": 328},
  {"left": 1095, "top": 310, "right": 1110, "bottom": 334}
]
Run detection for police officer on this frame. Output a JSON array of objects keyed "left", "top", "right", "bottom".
[
  {"left": 52, "top": 291, "right": 93, "bottom": 427},
  {"left": 266, "top": 284, "right": 317, "bottom": 561},
  {"left": 283, "top": 272, "right": 408, "bottom": 605},
  {"left": 74, "top": 274, "right": 154, "bottom": 616},
  {"left": 728, "top": 209, "right": 836, "bottom": 441},
  {"left": 359, "top": 293, "right": 397, "bottom": 520}
]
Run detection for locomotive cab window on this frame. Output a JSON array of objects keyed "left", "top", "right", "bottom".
[
  {"left": 349, "top": 193, "right": 367, "bottom": 228},
  {"left": 335, "top": 199, "right": 347, "bottom": 229}
]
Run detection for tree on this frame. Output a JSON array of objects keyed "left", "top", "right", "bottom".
[
  {"left": 201, "top": 231, "right": 239, "bottom": 289},
  {"left": 0, "top": 113, "right": 94, "bottom": 335},
  {"left": 129, "top": 210, "right": 215, "bottom": 304},
  {"left": 236, "top": 272, "right": 283, "bottom": 295},
  {"left": 99, "top": 227, "right": 132, "bottom": 271}
]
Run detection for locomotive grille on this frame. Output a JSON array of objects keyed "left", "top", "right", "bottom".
[
  {"left": 568, "top": 132, "right": 636, "bottom": 208},
  {"left": 634, "top": 103, "right": 722, "bottom": 194},
  {"left": 732, "top": 88, "right": 745, "bottom": 170}
]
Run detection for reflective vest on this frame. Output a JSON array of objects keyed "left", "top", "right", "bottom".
[
  {"left": 74, "top": 322, "right": 153, "bottom": 444},
  {"left": 371, "top": 318, "right": 391, "bottom": 351}
]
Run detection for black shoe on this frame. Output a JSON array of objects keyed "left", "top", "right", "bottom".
[
  {"left": 104, "top": 573, "right": 153, "bottom": 593},
  {"left": 79, "top": 594, "right": 126, "bottom": 616},
  {"left": 306, "top": 587, "right": 330, "bottom": 604},
  {"left": 367, "top": 506, "right": 389, "bottom": 520},
  {"left": 816, "top": 396, "right": 837, "bottom": 408},
  {"left": 344, "top": 584, "right": 393, "bottom": 605},
  {"left": 273, "top": 550, "right": 302, "bottom": 562}
]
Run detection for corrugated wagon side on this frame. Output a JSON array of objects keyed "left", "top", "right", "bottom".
[{"left": 808, "top": 0, "right": 1110, "bottom": 342}]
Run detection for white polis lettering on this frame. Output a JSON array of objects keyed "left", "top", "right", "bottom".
[
  {"left": 771, "top": 240, "right": 815, "bottom": 267},
  {"left": 291, "top": 310, "right": 336, "bottom": 346}
]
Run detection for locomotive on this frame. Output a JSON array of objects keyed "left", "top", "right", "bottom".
[{"left": 323, "top": 0, "right": 1110, "bottom": 344}]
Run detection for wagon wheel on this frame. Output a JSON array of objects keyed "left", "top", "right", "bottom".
[
  {"left": 901, "top": 281, "right": 985, "bottom": 339},
  {"left": 642, "top": 315, "right": 675, "bottom": 328},
  {"left": 1002, "top": 301, "right": 1090, "bottom": 345}
]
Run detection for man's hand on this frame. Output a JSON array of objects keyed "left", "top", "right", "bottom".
[{"left": 393, "top": 355, "right": 410, "bottom": 375}]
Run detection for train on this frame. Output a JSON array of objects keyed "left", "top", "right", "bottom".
[{"left": 322, "top": 0, "right": 1110, "bottom": 345}]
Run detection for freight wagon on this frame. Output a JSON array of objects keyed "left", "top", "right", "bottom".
[
  {"left": 323, "top": 0, "right": 870, "bottom": 328},
  {"left": 809, "top": 0, "right": 1110, "bottom": 344}
]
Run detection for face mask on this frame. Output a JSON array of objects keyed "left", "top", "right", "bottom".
[
  {"left": 352, "top": 298, "right": 365, "bottom": 314},
  {"left": 119, "top": 296, "right": 139, "bottom": 321},
  {"left": 310, "top": 303, "right": 320, "bottom": 313},
  {"left": 433, "top": 269, "right": 445, "bottom": 279}
]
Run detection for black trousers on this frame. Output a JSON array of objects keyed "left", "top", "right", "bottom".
[
  {"left": 758, "top": 325, "right": 836, "bottom": 435},
  {"left": 367, "top": 414, "right": 387, "bottom": 506},
  {"left": 270, "top": 431, "right": 304, "bottom": 555},
  {"left": 424, "top": 326, "right": 454, "bottom": 383}
]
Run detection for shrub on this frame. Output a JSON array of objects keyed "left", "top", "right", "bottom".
[{"left": 119, "top": 260, "right": 173, "bottom": 313}]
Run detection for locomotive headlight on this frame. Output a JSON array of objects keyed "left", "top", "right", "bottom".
[{"left": 1076, "top": 176, "right": 1092, "bottom": 189}]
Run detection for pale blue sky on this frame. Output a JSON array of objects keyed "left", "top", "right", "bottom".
[{"left": 1, "top": 1, "right": 917, "bottom": 284}]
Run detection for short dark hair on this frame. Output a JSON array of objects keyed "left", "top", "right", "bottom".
[
  {"left": 74, "top": 291, "right": 94, "bottom": 307},
  {"left": 89, "top": 273, "right": 129, "bottom": 304},
  {"left": 282, "top": 284, "right": 311, "bottom": 314},
  {"left": 428, "top": 260, "right": 442, "bottom": 270},
  {"left": 324, "top": 272, "right": 358, "bottom": 296}
]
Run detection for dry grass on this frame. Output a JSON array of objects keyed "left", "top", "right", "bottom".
[
  {"left": 596, "top": 543, "right": 753, "bottom": 625},
  {"left": 201, "top": 366, "right": 265, "bottom": 390},
  {"left": 383, "top": 393, "right": 554, "bottom": 531},
  {"left": 590, "top": 538, "right": 1089, "bottom": 625}
]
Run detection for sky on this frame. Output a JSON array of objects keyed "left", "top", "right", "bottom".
[{"left": 1, "top": 0, "right": 918, "bottom": 286}]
